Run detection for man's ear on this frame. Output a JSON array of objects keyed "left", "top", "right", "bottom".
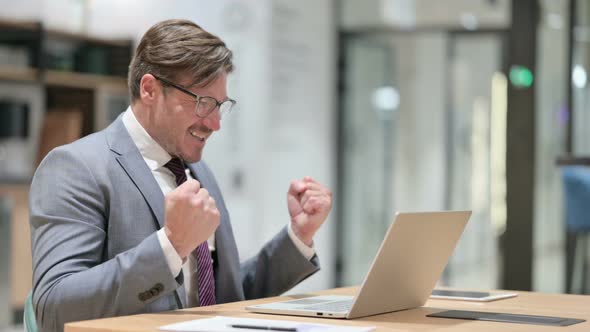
[{"left": 139, "top": 74, "right": 160, "bottom": 105}]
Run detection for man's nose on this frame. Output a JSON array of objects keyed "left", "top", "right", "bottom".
[{"left": 203, "top": 108, "right": 221, "bottom": 131}]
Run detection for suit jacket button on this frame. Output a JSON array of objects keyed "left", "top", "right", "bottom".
[
  {"left": 150, "top": 288, "right": 159, "bottom": 296},
  {"left": 155, "top": 283, "right": 164, "bottom": 292},
  {"left": 138, "top": 292, "right": 147, "bottom": 302}
]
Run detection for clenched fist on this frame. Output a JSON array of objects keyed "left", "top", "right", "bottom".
[
  {"left": 164, "top": 178, "right": 220, "bottom": 259},
  {"left": 287, "top": 176, "right": 332, "bottom": 246}
]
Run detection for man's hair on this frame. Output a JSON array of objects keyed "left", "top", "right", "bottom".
[{"left": 128, "top": 19, "right": 234, "bottom": 101}]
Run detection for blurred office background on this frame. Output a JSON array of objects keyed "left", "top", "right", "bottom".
[{"left": 0, "top": 0, "right": 589, "bottom": 330}]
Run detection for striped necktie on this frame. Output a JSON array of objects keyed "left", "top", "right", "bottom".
[{"left": 164, "top": 157, "right": 216, "bottom": 306}]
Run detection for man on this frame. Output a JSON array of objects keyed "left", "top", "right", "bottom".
[{"left": 29, "top": 19, "right": 332, "bottom": 332}]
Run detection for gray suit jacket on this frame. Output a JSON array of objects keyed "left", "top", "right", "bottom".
[{"left": 29, "top": 116, "right": 320, "bottom": 332}]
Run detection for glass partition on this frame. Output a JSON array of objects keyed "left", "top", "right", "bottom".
[{"left": 339, "top": 31, "right": 505, "bottom": 289}]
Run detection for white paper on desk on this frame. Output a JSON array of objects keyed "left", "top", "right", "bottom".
[{"left": 159, "top": 316, "right": 375, "bottom": 332}]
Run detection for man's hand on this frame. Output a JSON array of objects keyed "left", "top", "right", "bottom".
[
  {"left": 164, "top": 179, "right": 220, "bottom": 259},
  {"left": 287, "top": 176, "right": 332, "bottom": 246}
]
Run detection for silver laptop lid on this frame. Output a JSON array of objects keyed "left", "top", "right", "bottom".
[{"left": 347, "top": 211, "right": 470, "bottom": 318}]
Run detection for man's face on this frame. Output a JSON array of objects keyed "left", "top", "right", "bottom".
[{"left": 152, "top": 72, "right": 227, "bottom": 163}]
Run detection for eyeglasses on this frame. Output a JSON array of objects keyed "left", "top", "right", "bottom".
[{"left": 152, "top": 74, "right": 236, "bottom": 118}]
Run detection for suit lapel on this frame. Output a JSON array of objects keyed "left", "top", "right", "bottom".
[
  {"left": 106, "top": 117, "right": 165, "bottom": 229},
  {"left": 116, "top": 154, "right": 165, "bottom": 229},
  {"left": 106, "top": 116, "right": 186, "bottom": 308}
]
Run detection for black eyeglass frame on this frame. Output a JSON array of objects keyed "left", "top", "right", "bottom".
[{"left": 152, "top": 74, "right": 236, "bottom": 118}]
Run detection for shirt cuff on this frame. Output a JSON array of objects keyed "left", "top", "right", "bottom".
[
  {"left": 157, "top": 228, "right": 183, "bottom": 277},
  {"left": 287, "top": 223, "right": 316, "bottom": 260}
]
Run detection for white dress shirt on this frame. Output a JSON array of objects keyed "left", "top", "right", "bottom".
[{"left": 121, "top": 107, "right": 315, "bottom": 303}]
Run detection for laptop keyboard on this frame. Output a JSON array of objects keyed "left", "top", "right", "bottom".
[{"left": 303, "top": 299, "right": 354, "bottom": 312}]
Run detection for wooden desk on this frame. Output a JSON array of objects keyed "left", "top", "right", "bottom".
[{"left": 65, "top": 287, "right": 590, "bottom": 331}]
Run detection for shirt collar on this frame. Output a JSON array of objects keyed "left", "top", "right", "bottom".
[{"left": 122, "top": 106, "right": 172, "bottom": 170}]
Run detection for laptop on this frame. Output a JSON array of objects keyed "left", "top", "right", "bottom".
[{"left": 246, "top": 211, "right": 471, "bottom": 319}]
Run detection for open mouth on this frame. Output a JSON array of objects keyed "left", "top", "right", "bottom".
[{"left": 189, "top": 130, "right": 206, "bottom": 142}]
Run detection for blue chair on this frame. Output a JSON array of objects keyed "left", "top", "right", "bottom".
[
  {"left": 561, "top": 166, "right": 590, "bottom": 293},
  {"left": 24, "top": 291, "right": 38, "bottom": 332}
]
